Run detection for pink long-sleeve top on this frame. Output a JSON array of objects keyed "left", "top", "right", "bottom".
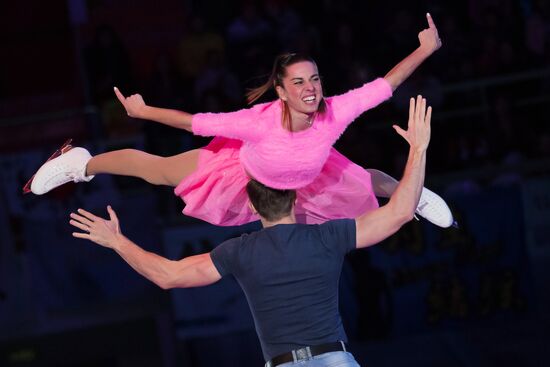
[{"left": 192, "top": 78, "right": 392, "bottom": 189}]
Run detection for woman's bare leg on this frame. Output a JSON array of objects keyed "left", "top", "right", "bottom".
[{"left": 86, "top": 149, "right": 200, "bottom": 187}]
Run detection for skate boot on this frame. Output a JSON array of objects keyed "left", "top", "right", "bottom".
[
  {"left": 23, "top": 139, "right": 95, "bottom": 195},
  {"left": 366, "top": 168, "right": 455, "bottom": 228}
]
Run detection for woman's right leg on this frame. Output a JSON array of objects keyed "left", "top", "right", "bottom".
[{"left": 86, "top": 148, "right": 200, "bottom": 187}]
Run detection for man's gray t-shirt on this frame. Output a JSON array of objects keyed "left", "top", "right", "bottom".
[{"left": 210, "top": 219, "right": 356, "bottom": 361}]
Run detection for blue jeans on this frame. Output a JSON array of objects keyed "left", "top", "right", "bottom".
[{"left": 266, "top": 351, "right": 360, "bottom": 367}]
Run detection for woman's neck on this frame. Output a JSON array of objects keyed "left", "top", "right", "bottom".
[{"left": 289, "top": 111, "right": 315, "bottom": 132}]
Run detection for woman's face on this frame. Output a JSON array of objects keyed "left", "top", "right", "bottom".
[{"left": 277, "top": 61, "right": 323, "bottom": 115}]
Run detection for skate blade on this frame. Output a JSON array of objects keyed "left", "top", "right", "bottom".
[{"left": 22, "top": 139, "right": 73, "bottom": 194}]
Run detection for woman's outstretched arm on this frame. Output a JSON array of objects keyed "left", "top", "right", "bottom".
[
  {"left": 383, "top": 13, "right": 442, "bottom": 91},
  {"left": 114, "top": 87, "right": 262, "bottom": 141},
  {"left": 114, "top": 87, "right": 194, "bottom": 132}
]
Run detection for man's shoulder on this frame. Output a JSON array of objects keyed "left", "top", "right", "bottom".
[
  {"left": 316, "top": 219, "right": 356, "bottom": 253},
  {"left": 210, "top": 232, "right": 254, "bottom": 276},
  {"left": 317, "top": 218, "right": 355, "bottom": 230},
  {"left": 260, "top": 219, "right": 354, "bottom": 233},
  {"left": 219, "top": 231, "right": 252, "bottom": 248},
  {"left": 268, "top": 220, "right": 355, "bottom": 244},
  {"left": 212, "top": 232, "right": 246, "bottom": 257}
]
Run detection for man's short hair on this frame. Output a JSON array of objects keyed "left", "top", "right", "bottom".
[{"left": 246, "top": 179, "right": 297, "bottom": 221}]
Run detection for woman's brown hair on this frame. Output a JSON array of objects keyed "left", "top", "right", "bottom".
[{"left": 246, "top": 53, "right": 326, "bottom": 131}]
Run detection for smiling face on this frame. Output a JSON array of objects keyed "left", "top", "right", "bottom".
[{"left": 276, "top": 61, "right": 323, "bottom": 117}]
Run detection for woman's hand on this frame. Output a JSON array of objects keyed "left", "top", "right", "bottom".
[
  {"left": 114, "top": 87, "right": 147, "bottom": 119},
  {"left": 418, "top": 13, "right": 442, "bottom": 55}
]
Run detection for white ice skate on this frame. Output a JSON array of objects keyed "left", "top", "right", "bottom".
[
  {"left": 367, "top": 168, "right": 455, "bottom": 228},
  {"left": 24, "top": 139, "right": 95, "bottom": 195}
]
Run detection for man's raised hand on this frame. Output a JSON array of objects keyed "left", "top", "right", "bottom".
[
  {"left": 393, "top": 95, "right": 432, "bottom": 152},
  {"left": 70, "top": 206, "right": 122, "bottom": 249}
]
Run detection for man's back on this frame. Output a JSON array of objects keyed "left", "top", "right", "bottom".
[{"left": 210, "top": 219, "right": 356, "bottom": 361}]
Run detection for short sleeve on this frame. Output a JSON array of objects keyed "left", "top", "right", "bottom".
[
  {"left": 327, "top": 78, "right": 393, "bottom": 127},
  {"left": 318, "top": 219, "right": 356, "bottom": 256},
  {"left": 192, "top": 105, "right": 265, "bottom": 142},
  {"left": 210, "top": 237, "right": 242, "bottom": 277}
]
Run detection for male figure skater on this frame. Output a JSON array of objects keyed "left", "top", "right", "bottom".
[{"left": 70, "top": 95, "right": 432, "bottom": 366}]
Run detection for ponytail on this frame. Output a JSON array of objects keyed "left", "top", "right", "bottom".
[{"left": 246, "top": 76, "right": 275, "bottom": 105}]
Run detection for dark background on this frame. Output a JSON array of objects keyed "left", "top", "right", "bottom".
[{"left": 0, "top": 0, "right": 549, "bottom": 366}]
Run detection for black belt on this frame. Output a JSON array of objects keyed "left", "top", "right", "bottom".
[{"left": 266, "top": 341, "right": 347, "bottom": 367}]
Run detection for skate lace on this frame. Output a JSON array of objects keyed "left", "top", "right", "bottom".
[
  {"left": 66, "top": 172, "right": 77, "bottom": 180},
  {"left": 65, "top": 168, "right": 82, "bottom": 182},
  {"left": 64, "top": 167, "right": 82, "bottom": 182}
]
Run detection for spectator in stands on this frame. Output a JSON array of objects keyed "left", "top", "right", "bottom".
[
  {"left": 176, "top": 15, "right": 225, "bottom": 82},
  {"left": 85, "top": 25, "right": 134, "bottom": 104}
]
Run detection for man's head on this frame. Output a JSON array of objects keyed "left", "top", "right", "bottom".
[{"left": 246, "top": 179, "right": 296, "bottom": 222}]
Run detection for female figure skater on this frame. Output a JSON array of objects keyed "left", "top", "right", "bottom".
[{"left": 28, "top": 14, "right": 453, "bottom": 227}]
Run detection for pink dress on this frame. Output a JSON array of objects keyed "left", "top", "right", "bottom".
[{"left": 175, "top": 78, "right": 393, "bottom": 226}]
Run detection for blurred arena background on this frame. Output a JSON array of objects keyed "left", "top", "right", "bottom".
[{"left": 0, "top": 1, "right": 549, "bottom": 366}]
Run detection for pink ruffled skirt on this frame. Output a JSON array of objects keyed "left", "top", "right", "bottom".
[{"left": 174, "top": 137, "right": 379, "bottom": 226}]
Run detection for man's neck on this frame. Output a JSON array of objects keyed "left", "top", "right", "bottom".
[{"left": 261, "top": 213, "right": 296, "bottom": 228}]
